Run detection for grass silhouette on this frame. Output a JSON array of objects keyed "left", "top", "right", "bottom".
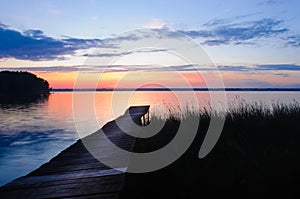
[{"left": 120, "top": 101, "right": 300, "bottom": 198}]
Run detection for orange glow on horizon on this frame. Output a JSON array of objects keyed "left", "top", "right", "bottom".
[
  {"left": 33, "top": 70, "right": 296, "bottom": 89},
  {"left": 34, "top": 71, "right": 207, "bottom": 89},
  {"left": 35, "top": 72, "right": 77, "bottom": 89}
]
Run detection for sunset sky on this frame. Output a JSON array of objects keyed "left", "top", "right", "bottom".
[{"left": 1, "top": 0, "right": 300, "bottom": 88}]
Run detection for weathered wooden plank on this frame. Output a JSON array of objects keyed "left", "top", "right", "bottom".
[
  {"left": 30, "top": 162, "right": 108, "bottom": 176},
  {"left": 5, "top": 167, "right": 127, "bottom": 187},
  {"left": 0, "top": 106, "right": 150, "bottom": 199},
  {"left": 1, "top": 182, "right": 121, "bottom": 199},
  {"left": 0, "top": 174, "right": 123, "bottom": 190},
  {"left": 68, "top": 193, "right": 118, "bottom": 199},
  {"left": 44, "top": 152, "right": 131, "bottom": 168}
]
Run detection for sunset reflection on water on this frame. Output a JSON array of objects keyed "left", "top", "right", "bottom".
[{"left": 0, "top": 91, "right": 300, "bottom": 185}]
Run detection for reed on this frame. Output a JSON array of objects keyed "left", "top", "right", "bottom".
[{"left": 120, "top": 101, "right": 300, "bottom": 198}]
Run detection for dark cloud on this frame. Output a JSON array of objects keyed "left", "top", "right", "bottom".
[
  {"left": 82, "top": 48, "right": 168, "bottom": 58},
  {"left": 2, "top": 63, "right": 300, "bottom": 74},
  {"left": 0, "top": 66, "right": 84, "bottom": 72},
  {"left": 275, "top": 73, "right": 289, "bottom": 77},
  {"left": 0, "top": 65, "right": 123, "bottom": 73},
  {"left": 82, "top": 52, "right": 132, "bottom": 57},
  {"left": 202, "top": 39, "right": 229, "bottom": 45},
  {"left": 217, "top": 65, "right": 251, "bottom": 71},
  {"left": 63, "top": 38, "right": 103, "bottom": 48},
  {"left": 255, "top": 64, "right": 300, "bottom": 71},
  {"left": 218, "top": 64, "right": 300, "bottom": 71},
  {"left": 1, "top": 17, "right": 297, "bottom": 62},
  {"left": 0, "top": 23, "right": 8, "bottom": 28},
  {"left": 0, "top": 24, "right": 173, "bottom": 60},
  {"left": 104, "top": 34, "right": 140, "bottom": 43},
  {"left": 179, "top": 18, "right": 288, "bottom": 46},
  {"left": 23, "top": 29, "right": 45, "bottom": 39},
  {"left": 0, "top": 24, "right": 103, "bottom": 61},
  {"left": 285, "top": 35, "right": 300, "bottom": 47},
  {"left": 177, "top": 30, "right": 212, "bottom": 38}
]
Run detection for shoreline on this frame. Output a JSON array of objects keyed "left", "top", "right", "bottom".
[{"left": 51, "top": 88, "right": 300, "bottom": 92}]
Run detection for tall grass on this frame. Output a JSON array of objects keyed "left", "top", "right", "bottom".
[{"left": 120, "top": 101, "right": 300, "bottom": 199}]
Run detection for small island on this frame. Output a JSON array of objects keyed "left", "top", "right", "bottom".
[{"left": 0, "top": 71, "right": 51, "bottom": 103}]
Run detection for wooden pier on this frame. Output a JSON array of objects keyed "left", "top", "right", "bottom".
[{"left": 0, "top": 105, "right": 150, "bottom": 199}]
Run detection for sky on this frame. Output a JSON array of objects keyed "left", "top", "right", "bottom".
[{"left": 0, "top": 0, "right": 300, "bottom": 88}]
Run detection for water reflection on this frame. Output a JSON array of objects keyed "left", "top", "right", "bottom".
[
  {"left": 0, "top": 94, "right": 49, "bottom": 105},
  {"left": 0, "top": 93, "right": 77, "bottom": 185},
  {"left": 0, "top": 91, "right": 300, "bottom": 186}
]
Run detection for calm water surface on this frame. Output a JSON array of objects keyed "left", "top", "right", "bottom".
[{"left": 0, "top": 91, "right": 300, "bottom": 185}]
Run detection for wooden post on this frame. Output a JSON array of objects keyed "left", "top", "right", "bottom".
[
  {"left": 147, "top": 110, "right": 150, "bottom": 125},
  {"left": 143, "top": 115, "right": 146, "bottom": 126}
]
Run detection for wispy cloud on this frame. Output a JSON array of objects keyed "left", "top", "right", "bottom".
[
  {"left": 0, "top": 15, "right": 299, "bottom": 62},
  {"left": 257, "top": 0, "right": 280, "bottom": 6},
  {"left": 82, "top": 48, "right": 169, "bottom": 58},
  {"left": 255, "top": 64, "right": 300, "bottom": 70},
  {"left": 178, "top": 18, "right": 288, "bottom": 46},
  {"left": 104, "top": 34, "right": 140, "bottom": 42},
  {"left": 217, "top": 65, "right": 251, "bottom": 71},
  {"left": 2, "top": 63, "right": 300, "bottom": 74},
  {"left": 218, "top": 64, "right": 300, "bottom": 72},
  {"left": 0, "top": 66, "right": 83, "bottom": 72},
  {"left": 284, "top": 35, "right": 300, "bottom": 47},
  {"left": 82, "top": 52, "right": 132, "bottom": 57},
  {"left": 0, "top": 65, "right": 121, "bottom": 72}
]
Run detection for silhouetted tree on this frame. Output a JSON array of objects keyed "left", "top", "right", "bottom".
[{"left": 0, "top": 71, "right": 51, "bottom": 103}]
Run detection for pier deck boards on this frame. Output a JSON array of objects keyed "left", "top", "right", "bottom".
[{"left": 0, "top": 106, "right": 150, "bottom": 199}]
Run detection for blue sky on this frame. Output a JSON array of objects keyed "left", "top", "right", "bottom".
[{"left": 0, "top": 0, "right": 300, "bottom": 88}]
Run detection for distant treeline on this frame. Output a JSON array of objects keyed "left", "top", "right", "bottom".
[
  {"left": 0, "top": 71, "right": 51, "bottom": 103},
  {"left": 52, "top": 88, "right": 300, "bottom": 92}
]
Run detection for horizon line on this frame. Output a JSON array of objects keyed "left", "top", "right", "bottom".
[{"left": 51, "top": 88, "right": 300, "bottom": 92}]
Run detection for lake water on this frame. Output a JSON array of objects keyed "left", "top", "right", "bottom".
[{"left": 1, "top": 91, "right": 300, "bottom": 185}]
